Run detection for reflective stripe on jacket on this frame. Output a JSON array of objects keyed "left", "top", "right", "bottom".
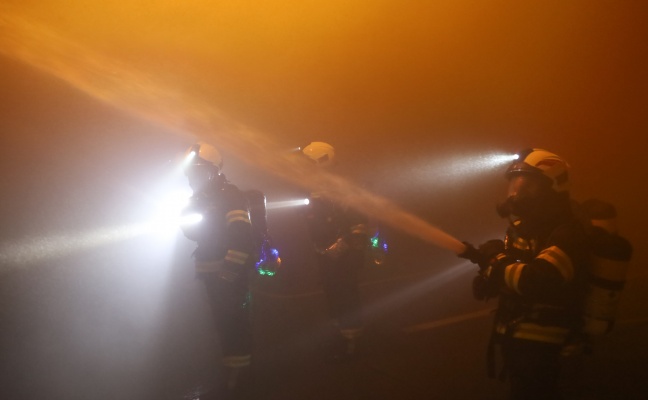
[
  {"left": 181, "top": 183, "right": 254, "bottom": 273},
  {"left": 492, "top": 219, "right": 589, "bottom": 345}
]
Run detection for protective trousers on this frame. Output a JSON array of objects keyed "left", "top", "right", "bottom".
[
  {"left": 501, "top": 338, "right": 563, "bottom": 400},
  {"left": 316, "top": 249, "right": 364, "bottom": 334},
  {"left": 200, "top": 273, "right": 252, "bottom": 369}
]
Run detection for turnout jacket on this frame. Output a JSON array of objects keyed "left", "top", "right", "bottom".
[
  {"left": 486, "top": 218, "right": 590, "bottom": 345},
  {"left": 305, "top": 192, "right": 368, "bottom": 253},
  {"left": 181, "top": 182, "right": 254, "bottom": 275}
]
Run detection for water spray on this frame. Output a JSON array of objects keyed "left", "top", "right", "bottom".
[{"left": 0, "top": 10, "right": 474, "bottom": 257}]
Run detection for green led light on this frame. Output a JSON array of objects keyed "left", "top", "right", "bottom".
[
  {"left": 371, "top": 237, "right": 379, "bottom": 247},
  {"left": 258, "top": 268, "right": 276, "bottom": 277}
]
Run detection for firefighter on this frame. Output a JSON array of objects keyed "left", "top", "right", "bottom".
[
  {"left": 301, "top": 142, "right": 368, "bottom": 359},
  {"left": 459, "top": 148, "right": 590, "bottom": 400},
  {"left": 180, "top": 142, "right": 255, "bottom": 394}
]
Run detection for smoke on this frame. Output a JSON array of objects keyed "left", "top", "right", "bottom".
[
  {"left": 0, "top": 9, "right": 466, "bottom": 255},
  {"left": 0, "top": 224, "right": 147, "bottom": 269}
]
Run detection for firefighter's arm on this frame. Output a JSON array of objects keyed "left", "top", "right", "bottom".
[
  {"left": 322, "top": 237, "right": 349, "bottom": 258},
  {"left": 459, "top": 240, "right": 506, "bottom": 269},
  {"left": 508, "top": 224, "right": 590, "bottom": 300},
  {"left": 459, "top": 240, "right": 512, "bottom": 300},
  {"left": 323, "top": 209, "right": 369, "bottom": 258},
  {"left": 463, "top": 241, "right": 575, "bottom": 301},
  {"left": 343, "top": 207, "right": 369, "bottom": 249},
  {"left": 503, "top": 246, "right": 577, "bottom": 299},
  {"left": 347, "top": 221, "right": 369, "bottom": 249}
]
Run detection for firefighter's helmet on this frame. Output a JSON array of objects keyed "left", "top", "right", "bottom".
[
  {"left": 184, "top": 141, "right": 223, "bottom": 172},
  {"left": 301, "top": 142, "right": 335, "bottom": 168},
  {"left": 505, "top": 148, "right": 570, "bottom": 193}
]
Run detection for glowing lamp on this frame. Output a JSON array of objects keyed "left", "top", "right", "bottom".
[{"left": 180, "top": 213, "right": 203, "bottom": 225}]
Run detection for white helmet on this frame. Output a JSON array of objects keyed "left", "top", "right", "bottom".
[
  {"left": 301, "top": 141, "right": 335, "bottom": 168},
  {"left": 184, "top": 141, "right": 223, "bottom": 171}
]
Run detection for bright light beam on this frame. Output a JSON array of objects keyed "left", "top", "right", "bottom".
[
  {"left": 0, "top": 224, "right": 149, "bottom": 271},
  {"left": 266, "top": 198, "right": 310, "bottom": 210},
  {"left": 144, "top": 187, "right": 193, "bottom": 235},
  {"left": 0, "top": 10, "right": 468, "bottom": 256},
  {"left": 415, "top": 152, "right": 520, "bottom": 183},
  {"left": 0, "top": 215, "right": 196, "bottom": 273},
  {"left": 0, "top": 181, "right": 195, "bottom": 273},
  {"left": 490, "top": 153, "right": 519, "bottom": 164},
  {"left": 361, "top": 260, "right": 476, "bottom": 321},
  {"left": 253, "top": 260, "right": 478, "bottom": 358}
]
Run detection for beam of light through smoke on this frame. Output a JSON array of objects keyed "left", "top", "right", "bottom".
[
  {"left": 358, "top": 260, "right": 476, "bottom": 321},
  {"left": 266, "top": 199, "right": 310, "bottom": 210},
  {"left": 0, "top": 9, "right": 467, "bottom": 255},
  {"left": 407, "top": 152, "right": 519, "bottom": 187},
  {"left": 252, "top": 260, "right": 478, "bottom": 356},
  {"left": 447, "top": 153, "right": 519, "bottom": 175},
  {"left": 0, "top": 218, "right": 189, "bottom": 273},
  {"left": 0, "top": 224, "right": 149, "bottom": 270},
  {"left": 0, "top": 182, "right": 194, "bottom": 272}
]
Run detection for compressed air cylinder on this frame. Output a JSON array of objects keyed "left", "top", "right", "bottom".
[
  {"left": 245, "top": 189, "right": 268, "bottom": 242},
  {"left": 581, "top": 199, "right": 633, "bottom": 335}
]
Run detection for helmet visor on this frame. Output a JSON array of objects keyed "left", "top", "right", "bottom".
[
  {"left": 186, "top": 164, "right": 216, "bottom": 191},
  {"left": 507, "top": 173, "right": 551, "bottom": 199}
]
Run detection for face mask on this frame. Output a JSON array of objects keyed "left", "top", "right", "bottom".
[
  {"left": 511, "top": 195, "right": 543, "bottom": 218},
  {"left": 496, "top": 194, "right": 545, "bottom": 220},
  {"left": 496, "top": 197, "right": 513, "bottom": 218}
]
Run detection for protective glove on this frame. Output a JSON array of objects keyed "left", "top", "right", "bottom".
[
  {"left": 458, "top": 240, "right": 505, "bottom": 270},
  {"left": 472, "top": 269, "right": 501, "bottom": 300},
  {"left": 458, "top": 242, "right": 483, "bottom": 265},
  {"left": 477, "top": 240, "right": 506, "bottom": 266}
]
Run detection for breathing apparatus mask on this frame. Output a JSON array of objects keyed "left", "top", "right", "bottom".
[
  {"left": 497, "top": 174, "right": 553, "bottom": 218},
  {"left": 183, "top": 142, "right": 225, "bottom": 194},
  {"left": 496, "top": 149, "right": 571, "bottom": 233}
]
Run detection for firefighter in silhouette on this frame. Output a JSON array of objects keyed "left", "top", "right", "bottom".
[
  {"left": 459, "top": 149, "right": 590, "bottom": 400},
  {"left": 180, "top": 142, "right": 255, "bottom": 394},
  {"left": 301, "top": 142, "right": 368, "bottom": 359}
]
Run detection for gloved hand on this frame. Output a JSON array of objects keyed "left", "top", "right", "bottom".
[
  {"left": 458, "top": 240, "right": 505, "bottom": 270},
  {"left": 477, "top": 239, "right": 506, "bottom": 271},
  {"left": 458, "top": 242, "right": 483, "bottom": 264},
  {"left": 472, "top": 271, "right": 500, "bottom": 300}
]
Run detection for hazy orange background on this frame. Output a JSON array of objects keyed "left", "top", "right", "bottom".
[{"left": 1, "top": 0, "right": 646, "bottom": 300}]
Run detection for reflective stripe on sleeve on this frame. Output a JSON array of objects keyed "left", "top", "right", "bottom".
[
  {"left": 225, "top": 249, "right": 249, "bottom": 265},
  {"left": 226, "top": 210, "right": 251, "bottom": 226},
  {"left": 504, "top": 262, "right": 525, "bottom": 294},
  {"left": 536, "top": 245, "right": 574, "bottom": 282},
  {"left": 350, "top": 223, "right": 368, "bottom": 235},
  {"left": 511, "top": 236, "right": 531, "bottom": 251},
  {"left": 195, "top": 259, "right": 224, "bottom": 273}
]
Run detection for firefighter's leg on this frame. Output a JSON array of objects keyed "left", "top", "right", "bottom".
[
  {"left": 203, "top": 275, "right": 253, "bottom": 392},
  {"left": 316, "top": 255, "right": 351, "bottom": 359},
  {"left": 504, "top": 339, "right": 563, "bottom": 400},
  {"left": 332, "top": 251, "right": 364, "bottom": 356}
]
